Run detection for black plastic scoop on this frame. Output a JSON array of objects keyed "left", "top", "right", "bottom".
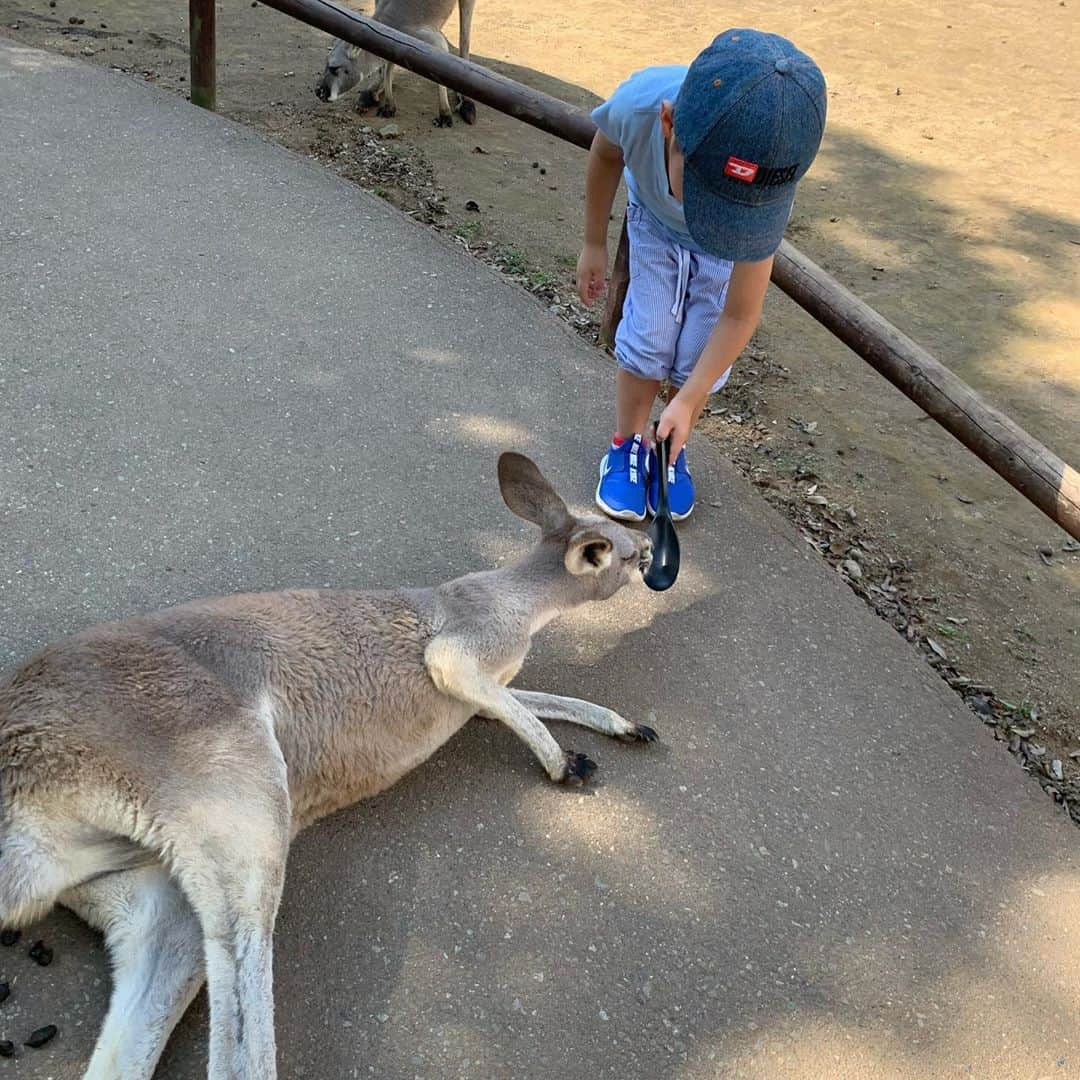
[{"left": 643, "top": 432, "right": 681, "bottom": 591}]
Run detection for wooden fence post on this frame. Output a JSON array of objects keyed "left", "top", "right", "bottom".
[
  {"left": 189, "top": 0, "right": 216, "bottom": 110},
  {"left": 599, "top": 213, "right": 629, "bottom": 349}
]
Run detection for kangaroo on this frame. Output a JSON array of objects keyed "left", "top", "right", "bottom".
[
  {"left": 315, "top": 0, "right": 477, "bottom": 127},
  {"left": 0, "top": 453, "right": 655, "bottom": 1079}
]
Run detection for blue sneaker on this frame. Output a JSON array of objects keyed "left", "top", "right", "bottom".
[
  {"left": 647, "top": 446, "right": 695, "bottom": 521},
  {"left": 596, "top": 434, "right": 648, "bottom": 521}
]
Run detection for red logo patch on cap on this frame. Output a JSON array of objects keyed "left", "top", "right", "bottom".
[{"left": 724, "top": 156, "right": 759, "bottom": 183}]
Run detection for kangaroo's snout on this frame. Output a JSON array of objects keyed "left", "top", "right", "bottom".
[
  {"left": 315, "top": 66, "right": 345, "bottom": 102},
  {"left": 316, "top": 38, "right": 365, "bottom": 104}
]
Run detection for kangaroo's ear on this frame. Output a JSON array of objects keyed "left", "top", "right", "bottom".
[
  {"left": 498, "top": 453, "right": 572, "bottom": 534},
  {"left": 564, "top": 528, "right": 613, "bottom": 576}
]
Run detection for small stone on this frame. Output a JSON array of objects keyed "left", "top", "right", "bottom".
[
  {"left": 539, "top": 167, "right": 546, "bottom": 175},
  {"left": 378, "top": 124, "right": 401, "bottom": 139},
  {"left": 25, "top": 1024, "right": 58, "bottom": 1048},
  {"left": 1051, "top": 759, "right": 1064, "bottom": 781},
  {"left": 464, "top": 199, "right": 480, "bottom": 211},
  {"left": 599, "top": 1009, "right": 610, "bottom": 1021},
  {"left": 840, "top": 559, "right": 862, "bottom": 579}
]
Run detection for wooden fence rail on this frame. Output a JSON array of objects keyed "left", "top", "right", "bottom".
[{"left": 191, "top": 0, "right": 1080, "bottom": 540}]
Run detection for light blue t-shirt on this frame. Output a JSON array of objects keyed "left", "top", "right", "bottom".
[{"left": 591, "top": 66, "right": 700, "bottom": 250}]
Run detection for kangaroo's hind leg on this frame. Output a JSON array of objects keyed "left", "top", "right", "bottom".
[
  {"left": 63, "top": 863, "right": 205, "bottom": 1080},
  {"left": 413, "top": 28, "right": 455, "bottom": 125},
  {"left": 155, "top": 725, "right": 291, "bottom": 1080},
  {"left": 455, "top": 0, "right": 477, "bottom": 122}
]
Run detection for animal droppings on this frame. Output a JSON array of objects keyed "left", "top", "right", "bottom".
[
  {"left": 28, "top": 940, "right": 53, "bottom": 967},
  {"left": 25, "top": 1024, "right": 58, "bottom": 1048}
]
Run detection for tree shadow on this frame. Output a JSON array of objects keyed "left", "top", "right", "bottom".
[{"left": 785, "top": 125, "right": 1080, "bottom": 458}]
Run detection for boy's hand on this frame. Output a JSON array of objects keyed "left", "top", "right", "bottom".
[
  {"left": 576, "top": 243, "right": 608, "bottom": 306},
  {"left": 656, "top": 394, "right": 695, "bottom": 461}
]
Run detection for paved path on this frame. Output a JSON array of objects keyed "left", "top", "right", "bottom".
[{"left": 1, "top": 40, "right": 1077, "bottom": 1079}]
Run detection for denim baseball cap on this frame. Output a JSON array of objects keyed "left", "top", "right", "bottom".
[{"left": 675, "top": 29, "right": 827, "bottom": 262}]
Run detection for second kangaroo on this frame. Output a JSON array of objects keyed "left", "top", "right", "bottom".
[{"left": 315, "top": 0, "right": 477, "bottom": 126}]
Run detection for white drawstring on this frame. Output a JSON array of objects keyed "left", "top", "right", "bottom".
[{"left": 670, "top": 244, "right": 691, "bottom": 325}]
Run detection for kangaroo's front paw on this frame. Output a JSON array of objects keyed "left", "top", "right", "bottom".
[
  {"left": 625, "top": 723, "right": 659, "bottom": 743},
  {"left": 433, "top": 112, "right": 453, "bottom": 128},
  {"left": 376, "top": 101, "right": 397, "bottom": 118},
  {"left": 457, "top": 98, "right": 477, "bottom": 124},
  {"left": 560, "top": 751, "right": 597, "bottom": 785}
]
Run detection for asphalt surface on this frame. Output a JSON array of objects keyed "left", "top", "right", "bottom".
[{"left": 1, "top": 40, "right": 1077, "bottom": 1080}]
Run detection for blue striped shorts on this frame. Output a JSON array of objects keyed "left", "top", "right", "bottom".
[{"left": 615, "top": 201, "right": 735, "bottom": 391}]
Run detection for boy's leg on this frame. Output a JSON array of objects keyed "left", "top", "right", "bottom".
[
  {"left": 616, "top": 368, "right": 661, "bottom": 440},
  {"left": 596, "top": 206, "right": 682, "bottom": 521},
  {"left": 647, "top": 250, "right": 735, "bottom": 520}
]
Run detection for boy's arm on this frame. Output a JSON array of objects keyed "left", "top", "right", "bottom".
[
  {"left": 656, "top": 255, "right": 773, "bottom": 458},
  {"left": 577, "top": 130, "right": 625, "bottom": 306}
]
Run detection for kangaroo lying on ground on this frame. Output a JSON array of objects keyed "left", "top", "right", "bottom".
[
  {"left": 0, "top": 453, "right": 655, "bottom": 1079},
  {"left": 315, "top": 0, "right": 477, "bottom": 126}
]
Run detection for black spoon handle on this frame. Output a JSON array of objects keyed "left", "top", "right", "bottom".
[{"left": 655, "top": 433, "right": 671, "bottom": 515}]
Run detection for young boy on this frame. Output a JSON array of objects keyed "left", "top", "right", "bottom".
[{"left": 578, "top": 30, "right": 827, "bottom": 521}]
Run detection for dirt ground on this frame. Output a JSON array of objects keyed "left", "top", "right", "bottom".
[{"left": 3, "top": 0, "right": 1078, "bottom": 810}]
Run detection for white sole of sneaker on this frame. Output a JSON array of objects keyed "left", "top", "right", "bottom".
[
  {"left": 595, "top": 481, "right": 646, "bottom": 523},
  {"left": 646, "top": 502, "right": 694, "bottom": 522}
]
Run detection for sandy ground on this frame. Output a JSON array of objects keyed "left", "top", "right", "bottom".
[{"left": 2, "top": 0, "right": 1078, "bottom": 800}]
